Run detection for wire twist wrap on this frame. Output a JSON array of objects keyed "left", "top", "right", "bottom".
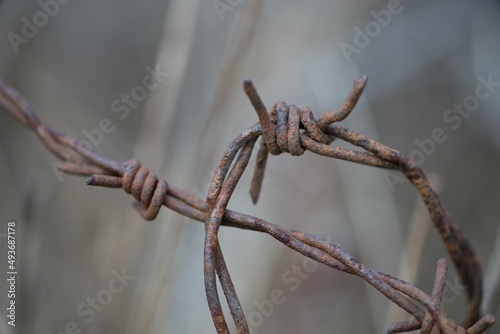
[
  {"left": 267, "top": 101, "right": 332, "bottom": 156},
  {"left": 122, "top": 159, "right": 168, "bottom": 221}
]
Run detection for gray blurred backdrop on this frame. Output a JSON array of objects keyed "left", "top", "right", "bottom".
[{"left": 1, "top": 0, "right": 500, "bottom": 333}]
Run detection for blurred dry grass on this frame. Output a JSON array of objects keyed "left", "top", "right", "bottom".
[{"left": 1, "top": 0, "right": 500, "bottom": 333}]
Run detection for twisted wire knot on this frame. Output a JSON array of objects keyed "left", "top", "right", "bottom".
[
  {"left": 244, "top": 75, "right": 367, "bottom": 160},
  {"left": 266, "top": 101, "right": 331, "bottom": 156},
  {"left": 122, "top": 159, "right": 168, "bottom": 220},
  {"left": 243, "top": 77, "right": 367, "bottom": 204},
  {"left": 86, "top": 159, "right": 168, "bottom": 220}
]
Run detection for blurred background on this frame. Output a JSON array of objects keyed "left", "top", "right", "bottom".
[{"left": 1, "top": 0, "right": 500, "bottom": 333}]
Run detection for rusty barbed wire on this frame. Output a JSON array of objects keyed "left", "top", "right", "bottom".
[{"left": 0, "top": 76, "right": 496, "bottom": 334}]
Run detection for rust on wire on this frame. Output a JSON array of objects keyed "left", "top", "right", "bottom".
[{"left": 0, "top": 76, "right": 496, "bottom": 334}]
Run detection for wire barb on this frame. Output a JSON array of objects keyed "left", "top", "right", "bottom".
[{"left": 318, "top": 74, "right": 368, "bottom": 131}]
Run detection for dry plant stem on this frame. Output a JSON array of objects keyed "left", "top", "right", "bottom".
[{"left": 0, "top": 78, "right": 494, "bottom": 334}]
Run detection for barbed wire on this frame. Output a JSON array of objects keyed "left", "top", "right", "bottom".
[{"left": 0, "top": 76, "right": 495, "bottom": 333}]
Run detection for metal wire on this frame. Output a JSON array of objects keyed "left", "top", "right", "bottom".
[{"left": 0, "top": 76, "right": 495, "bottom": 334}]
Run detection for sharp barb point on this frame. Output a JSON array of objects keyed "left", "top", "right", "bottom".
[
  {"left": 86, "top": 175, "right": 95, "bottom": 185},
  {"left": 250, "top": 190, "right": 259, "bottom": 205}
]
